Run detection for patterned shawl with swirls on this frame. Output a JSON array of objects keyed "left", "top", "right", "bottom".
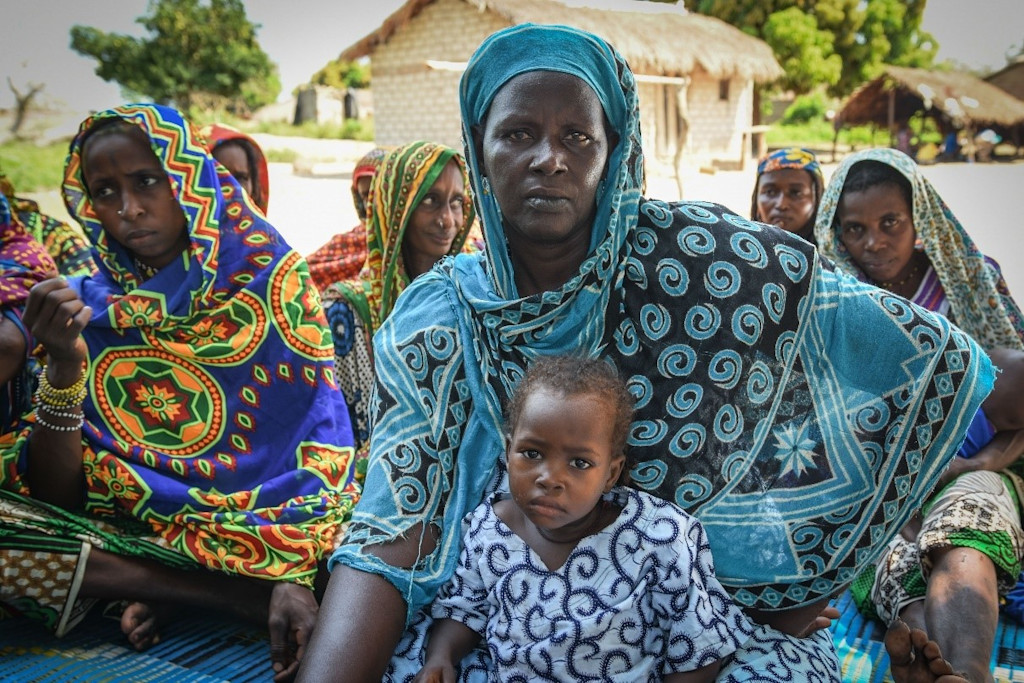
[
  {"left": 1, "top": 104, "right": 358, "bottom": 586},
  {"left": 331, "top": 24, "right": 993, "bottom": 620},
  {"left": 815, "top": 147, "right": 1024, "bottom": 352}
]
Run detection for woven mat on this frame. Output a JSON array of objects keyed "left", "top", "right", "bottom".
[
  {"left": 831, "top": 590, "right": 1024, "bottom": 682},
  {"left": 0, "top": 608, "right": 272, "bottom": 682}
]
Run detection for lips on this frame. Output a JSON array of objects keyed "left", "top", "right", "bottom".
[
  {"left": 524, "top": 188, "right": 571, "bottom": 211},
  {"left": 528, "top": 497, "right": 565, "bottom": 516}
]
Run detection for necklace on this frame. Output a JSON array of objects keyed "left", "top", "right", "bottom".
[
  {"left": 876, "top": 262, "right": 921, "bottom": 293},
  {"left": 134, "top": 258, "right": 159, "bottom": 281}
]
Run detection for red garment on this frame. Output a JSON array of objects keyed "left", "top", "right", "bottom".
[
  {"left": 307, "top": 226, "right": 367, "bottom": 292},
  {"left": 200, "top": 124, "right": 270, "bottom": 213}
]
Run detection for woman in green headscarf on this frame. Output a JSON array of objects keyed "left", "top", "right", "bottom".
[{"left": 320, "top": 141, "right": 475, "bottom": 455}]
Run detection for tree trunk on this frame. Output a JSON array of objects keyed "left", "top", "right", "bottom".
[{"left": 7, "top": 77, "right": 44, "bottom": 138}]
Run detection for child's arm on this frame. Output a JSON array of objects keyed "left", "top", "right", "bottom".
[
  {"left": 938, "top": 429, "right": 1024, "bottom": 488},
  {"left": 663, "top": 660, "right": 721, "bottom": 683},
  {"left": 412, "top": 618, "right": 482, "bottom": 683}
]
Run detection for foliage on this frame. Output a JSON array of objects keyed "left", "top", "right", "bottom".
[
  {"left": 70, "top": 0, "right": 280, "bottom": 115},
  {"left": 692, "top": 0, "right": 936, "bottom": 98},
  {"left": 765, "top": 119, "right": 887, "bottom": 148},
  {"left": 0, "top": 140, "right": 70, "bottom": 193},
  {"left": 781, "top": 92, "right": 829, "bottom": 125},
  {"left": 308, "top": 59, "right": 371, "bottom": 91}
]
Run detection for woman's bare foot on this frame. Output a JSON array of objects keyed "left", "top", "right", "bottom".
[
  {"left": 886, "top": 619, "right": 969, "bottom": 683},
  {"left": 119, "top": 601, "right": 181, "bottom": 650}
]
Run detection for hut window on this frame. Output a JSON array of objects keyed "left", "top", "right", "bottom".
[{"left": 719, "top": 79, "right": 730, "bottom": 101}]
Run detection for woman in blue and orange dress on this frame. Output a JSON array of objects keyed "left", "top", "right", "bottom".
[{"left": 0, "top": 104, "right": 358, "bottom": 682}]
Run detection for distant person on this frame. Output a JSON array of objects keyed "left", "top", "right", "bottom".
[
  {"left": 413, "top": 355, "right": 752, "bottom": 683},
  {"left": 0, "top": 171, "right": 94, "bottom": 278},
  {"left": 817, "top": 147, "right": 1024, "bottom": 683},
  {"left": 750, "top": 147, "right": 824, "bottom": 245},
  {"left": 894, "top": 122, "right": 917, "bottom": 160},
  {"left": 319, "top": 141, "right": 475, "bottom": 455},
  {"left": 306, "top": 147, "right": 389, "bottom": 292},
  {"left": 201, "top": 123, "right": 270, "bottom": 213}
]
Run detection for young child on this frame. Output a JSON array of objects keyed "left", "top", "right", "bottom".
[{"left": 414, "top": 355, "right": 752, "bottom": 683}]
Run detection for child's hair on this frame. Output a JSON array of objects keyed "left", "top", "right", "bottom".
[
  {"left": 506, "top": 355, "right": 635, "bottom": 463},
  {"left": 838, "top": 160, "right": 913, "bottom": 212}
]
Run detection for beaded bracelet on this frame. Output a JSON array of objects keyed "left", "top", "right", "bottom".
[
  {"left": 34, "top": 408, "right": 85, "bottom": 432},
  {"left": 35, "top": 367, "right": 88, "bottom": 408},
  {"left": 37, "top": 403, "right": 85, "bottom": 420}
]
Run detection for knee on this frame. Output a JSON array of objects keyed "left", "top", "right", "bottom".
[{"left": 927, "top": 545, "right": 997, "bottom": 581}]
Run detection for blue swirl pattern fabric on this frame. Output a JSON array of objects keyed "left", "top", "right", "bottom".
[
  {"left": 331, "top": 23, "right": 993, "bottom": 628},
  {"left": 431, "top": 489, "right": 749, "bottom": 681}
]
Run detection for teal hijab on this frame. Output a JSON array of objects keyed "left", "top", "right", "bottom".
[{"left": 333, "top": 24, "right": 994, "bottom": 622}]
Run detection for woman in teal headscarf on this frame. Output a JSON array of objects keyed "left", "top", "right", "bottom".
[{"left": 300, "top": 24, "right": 993, "bottom": 682}]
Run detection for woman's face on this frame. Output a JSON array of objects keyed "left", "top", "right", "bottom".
[
  {"left": 213, "top": 143, "right": 253, "bottom": 197},
  {"left": 402, "top": 158, "right": 465, "bottom": 266},
  {"left": 83, "top": 128, "right": 189, "bottom": 270},
  {"left": 756, "top": 168, "right": 816, "bottom": 234},
  {"left": 837, "top": 183, "right": 916, "bottom": 285},
  {"left": 478, "top": 71, "right": 611, "bottom": 246}
]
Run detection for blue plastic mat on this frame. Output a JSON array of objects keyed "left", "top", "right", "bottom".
[
  {"left": 831, "top": 590, "right": 1024, "bottom": 682},
  {"left": 0, "top": 608, "right": 273, "bottom": 682}
]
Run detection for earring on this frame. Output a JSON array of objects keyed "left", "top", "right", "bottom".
[
  {"left": 117, "top": 209, "right": 124, "bottom": 216},
  {"left": 481, "top": 177, "right": 491, "bottom": 195},
  {"left": 598, "top": 177, "right": 606, "bottom": 196}
]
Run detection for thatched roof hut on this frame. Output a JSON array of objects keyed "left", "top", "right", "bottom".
[
  {"left": 836, "top": 65, "right": 1024, "bottom": 131},
  {"left": 339, "top": 0, "right": 783, "bottom": 83},
  {"left": 334, "top": 0, "right": 782, "bottom": 169},
  {"left": 986, "top": 57, "right": 1024, "bottom": 103}
]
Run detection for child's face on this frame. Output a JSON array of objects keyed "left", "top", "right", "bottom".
[
  {"left": 507, "top": 386, "right": 624, "bottom": 541},
  {"left": 83, "top": 127, "right": 188, "bottom": 270}
]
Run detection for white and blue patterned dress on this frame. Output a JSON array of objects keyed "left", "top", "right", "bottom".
[{"left": 431, "top": 488, "right": 751, "bottom": 681}]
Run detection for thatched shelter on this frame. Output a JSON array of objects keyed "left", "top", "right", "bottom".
[
  {"left": 986, "top": 56, "right": 1024, "bottom": 103},
  {"left": 335, "top": 0, "right": 782, "bottom": 167},
  {"left": 836, "top": 65, "right": 1024, "bottom": 134}
]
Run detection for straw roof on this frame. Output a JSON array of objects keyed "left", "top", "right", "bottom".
[
  {"left": 338, "top": 0, "right": 783, "bottom": 82},
  {"left": 986, "top": 57, "right": 1024, "bottom": 103},
  {"left": 837, "top": 65, "right": 1024, "bottom": 129}
]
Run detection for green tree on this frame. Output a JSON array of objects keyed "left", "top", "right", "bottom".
[
  {"left": 70, "top": 0, "right": 280, "bottom": 115},
  {"left": 692, "top": 0, "right": 936, "bottom": 98},
  {"left": 308, "top": 58, "right": 371, "bottom": 91}
]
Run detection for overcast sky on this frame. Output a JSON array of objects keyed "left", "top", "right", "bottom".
[{"left": 2, "top": 0, "right": 1021, "bottom": 113}]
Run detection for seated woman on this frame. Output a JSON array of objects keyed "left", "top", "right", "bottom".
[
  {"left": 319, "top": 141, "right": 475, "bottom": 454},
  {"left": 0, "top": 104, "right": 358, "bottom": 682},
  {"left": 816, "top": 147, "right": 1024, "bottom": 682},
  {"left": 299, "top": 25, "right": 993, "bottom": 683},
  {"left": 1, "top": 171, "right": 95, "bottom": 277},
  {"left": 749, "top": 147, "right": 824, "bottom": 246},
  {"left": 0, "top": 194, "right": 56, "bottom": 430},
  {"left": 306, "top": 147, "right": 389, "bottom": 292},
  {"left": 201, "top": 123, "right": 270, "bottom": 213}
]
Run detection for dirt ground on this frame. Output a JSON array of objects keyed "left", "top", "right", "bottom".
[{"left": 23, "top": 140, "right": 1024, "bottom": 299}]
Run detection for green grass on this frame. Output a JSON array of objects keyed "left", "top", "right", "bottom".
[
  {"left": 0, "top": 140, "right": 70, "bottom": 193},
  {"left": 251, "top": 117, "right": 374, "bottom": 141},
  {"left": 765, "top": 119, "right": 945, "bottom": 152},
  {"left": 265, "top": 148, "right": 299, "bottom": 163}
]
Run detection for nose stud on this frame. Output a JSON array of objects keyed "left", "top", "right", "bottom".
[{"left": 117, "top": 210, "right": 124, "bottom": 216}]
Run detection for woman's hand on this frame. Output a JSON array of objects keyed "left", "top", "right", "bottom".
[
  {"left": 268, "top": 582, "right": 319, "bottom": 682},
  {"left": 24, "top": 278, "right": 91, "bottom": 370}
]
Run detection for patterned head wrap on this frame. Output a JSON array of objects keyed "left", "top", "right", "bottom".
[
  {"left": 325, "top": 141, "right": 475, "bottom": 333},
  {"left": 200, "top": 123, "right": 270, "bottom": 213},
  {"left": 2, "top": 104, "right": 360, "bottom": 586},
  {"left": 334, "top": 24, "right": 993, "bottom": 620},
  {"left": 750, "top": 147, "right": 825, "bottom": 231},
  {"left": 0, "top": 194, "right": 56, "bottom": 309},
  {"left": 815, "top": 147, "right": 1024, "bottom": 351},
  {"left": 351, "top": 147, "right": 389, "bottom": 220}
]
